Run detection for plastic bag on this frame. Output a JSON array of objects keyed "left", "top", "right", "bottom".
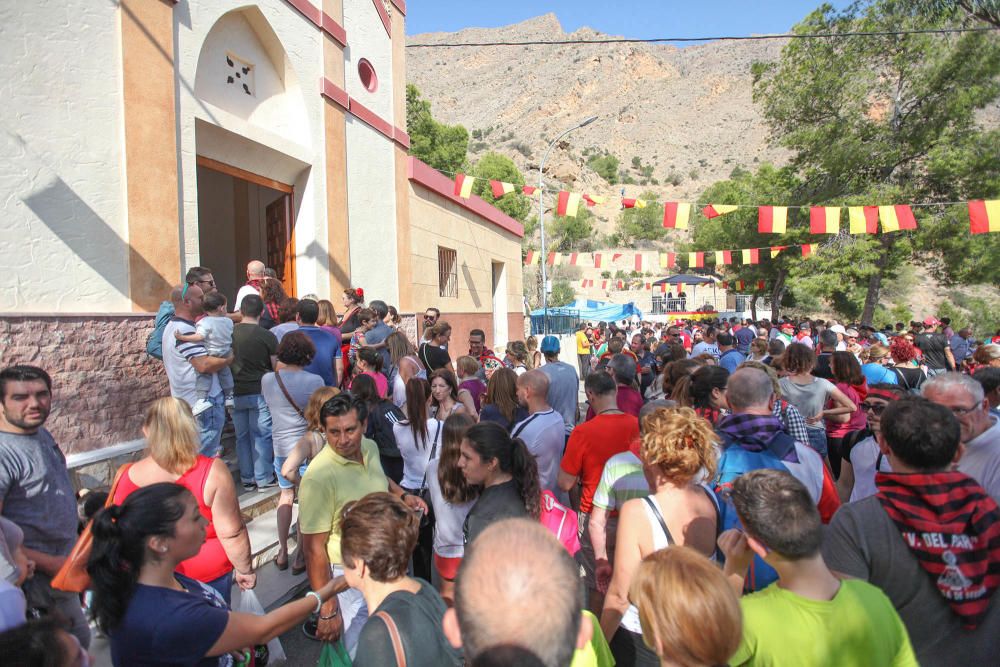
[
  {"left": 235, "top": 589, "right": 288, "bottom": 664},
  {"left": 318, "top": 641, "right": 352, "bottom": 667}
]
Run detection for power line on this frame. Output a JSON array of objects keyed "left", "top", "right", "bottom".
[{"left": 406, "top": 26, "right": 996, "bottom": 48}]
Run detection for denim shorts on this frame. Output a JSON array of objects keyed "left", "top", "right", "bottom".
[
  {"left": 273, "top": 456, "right": 309, "bottom": 489},
  {"left": 805, "top": 428, "right": 828, "bottom": 457}
]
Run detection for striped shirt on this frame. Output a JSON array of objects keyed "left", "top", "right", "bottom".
[
  {"left": 163, "top": 317, "right": 219, "bottom": 407},
  {"left": 591, "top": 449, "right": 649, "bottom": 513}
]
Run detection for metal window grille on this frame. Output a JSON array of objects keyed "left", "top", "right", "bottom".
[{"left": 438, "top": 247, "right": 457, "bottom": 298}]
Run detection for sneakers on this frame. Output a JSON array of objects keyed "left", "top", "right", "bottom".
[
  {"left": 242, "top": 481, "right": 257, "bottom": 491},
  {"left": 224, "top": 395, "right": 235, "bottom": 409},
  {"left": 191, "top": 398, "right": 213, "bottom": 416},
  {"left": 258, "top": 478, "right": 279, "bottom": 490}
]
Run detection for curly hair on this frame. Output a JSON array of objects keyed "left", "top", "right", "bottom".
[
  {"left": 304, "top": 386, "right": 341, "bottom": 430},
  {"left": 640, "top": 407, "right": 719, "bottom": 485},
  {"left": 890, "top": 337, "right": 918, "bottom": 363},
  {"left": 276, "top": 331, "right": 316, "bottom": 366},
  {"left": 782, "top": 342, "right": 816, "bottom": 374}
]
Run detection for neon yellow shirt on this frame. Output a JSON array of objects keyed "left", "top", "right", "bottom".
[
  {"left": 731, "top": 579, "right": 917, "bottom": 667},
  {"left": 571, "top": 610, "right": 614, "bottom": 667},
  {"left": 576, "top": 331, "right": 591, "bottom": 354},
  {"left": 297, "top": 438, "right": 387, "bottom": 565}
]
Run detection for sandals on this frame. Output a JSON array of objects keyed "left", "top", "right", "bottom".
[{"left": 275, "top": 551, "right": 289, "bottom": 571}]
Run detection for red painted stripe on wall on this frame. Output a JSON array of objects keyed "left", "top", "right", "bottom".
[
  {"left": 372, "top": 0, "right": 392, "bottom": 37},
  {"left": 348, "top": 97, "right": 394, "bottom": 139},
  {"left": 321, "top": 78, "right": 349, "bottom": 110}
]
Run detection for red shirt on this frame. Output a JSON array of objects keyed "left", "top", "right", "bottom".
[
  {"left": 114, "top": 456, "right": 233, "bottom": 582},
  {"left": 561, "top": 413, "right": 640, "bottom": 513},
  {"left": 585, "top": 385, "right": 644, "bottom": 421}
]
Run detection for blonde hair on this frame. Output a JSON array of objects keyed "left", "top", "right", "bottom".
[
  {"left": 632, "top": 546, "right": 742, "bottom": 666},
  {"left": 640, "top": 407, "right": 718, "bottom": 484},
  {"left": 456, "top": 355, "right": 480, "bottom": 378},
  {"left": 973, "top": 344, "right": 1000, "bottom": 365},
  {"left": 317, "top": 300, "right": 337, "bottom": 327},
  {"left": 143, "top": 397, "right": 199, "bottom": 474},
  {"left": 304, "top": 386, "right": 341, "bottom": 430}
]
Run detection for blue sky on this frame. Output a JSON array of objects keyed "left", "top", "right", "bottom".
[{"left": 406, "top": 1, "right": 854, "bottom": 40}]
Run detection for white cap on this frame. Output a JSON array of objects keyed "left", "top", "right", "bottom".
[{"left": 829, "top": 324, "right": 846, "bottom": 335}]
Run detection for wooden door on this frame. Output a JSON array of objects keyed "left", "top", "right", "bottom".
[{"left": 265, "top": 194, "right": 295, "bottom": 296}]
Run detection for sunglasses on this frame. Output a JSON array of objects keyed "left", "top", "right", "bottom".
[{"left": 860, "top": 402, "right": 888, "bottom": 415}]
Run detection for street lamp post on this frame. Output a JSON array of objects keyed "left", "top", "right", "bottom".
[{"left": 538, "top": 115, "right": 598, "bottom": 335}]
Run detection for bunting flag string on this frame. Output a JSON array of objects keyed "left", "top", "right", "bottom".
[
  {"left": 662, "top": 202, "right": 691, "bottom": 229},
  {"left": 758, "top": 206, "right": 788, "bottom": 234},
  {"left": 557, "top": 191, "right": 582, "bottom": 217},
  {"left": 969, "top": 200, "right": 1000, "bottom": 234},
  {"left": 809, "top": 206, "right": 841, "bottom": 234},
  {"left": 622, "top": 198, "right": 648, "bottom": 209},
  {"left": 703, "top": 204, "right": 739, "bottom": 218},
  {"left": 454, "top": 173, "right": 475, "bottom": 199},
  {"left": 849, "top": 206, "right": 879, "bottom": 234}
]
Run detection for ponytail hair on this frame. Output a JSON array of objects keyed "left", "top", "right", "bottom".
[
  {"left": 464, "top": 422, "right": 541, "bottom": 519},
  {"left": 87, "top": 483, "right": 192, "bottom": 633},
  {"left": 404, "top": 377, "right": 431, "bottom": 446}
]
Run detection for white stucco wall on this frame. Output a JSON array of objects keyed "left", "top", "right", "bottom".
[
  {"left": 0, "top": 2, "right": 129, "bottom": 312},
  {"left": 178, "top": 2, "right": 328, "bottom": 298},
  {"left": 342, "top": 0, "right": 395, "bottom": 124}
]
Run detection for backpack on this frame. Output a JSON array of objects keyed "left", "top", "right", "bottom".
[
  {"left": 539, "top": 490, "right": 581, "bottom": 556},
  {"left": 892, "top": 366, "right": 926, "bottom": 396},
  {"left": 145, "top": 301, "right": 175, "bottom": 360}
]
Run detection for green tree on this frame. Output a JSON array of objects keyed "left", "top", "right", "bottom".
[
  {"left": 550, "top": 207, "right": 595, "bottom": 252},
  {"left": 587, "top": 153, "right": 620, "bottom": 184},
  {"left": 549, "top": 280, "right": 576, "bottom": 308},
  {"left": 470, "top": 152, "right": 531, "bottom": 222},
  {"left": 406, "top": 84, "right": 469, "bottom": 175},
  {"left": 752, "top": 1, "right": 1000, "bottom": 323},
  {"left": 615, "top": 192, "right": 666, "bottom": 245}
]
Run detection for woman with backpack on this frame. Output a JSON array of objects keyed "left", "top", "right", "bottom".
[
  {"left": 477, "top": 368, "right": 527, "bottom": 431},
  {"left": 350, "top": 374, "right": 405, "bottom": 484},
  {"left": 889, "top": 337, "right": 928, "bottom": 393},
  {"left": 600, "top": 407, "right": 721, "bottom": 666}
]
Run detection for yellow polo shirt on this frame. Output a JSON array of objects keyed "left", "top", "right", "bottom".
[
  {"left": 297, "top": 437, "right": 387, "bottom": 566},
  {"left": 576, "top": 331, "right": 591, "bottom": 354}
]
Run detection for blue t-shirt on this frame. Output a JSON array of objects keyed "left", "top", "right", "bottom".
[
  {"left": 862, "top": 363, "right": 898, "bottom": 386},
  {"left": 298, "top": 325, "right": 342, "bottom": 386},
  {"left": 719, "top": 349, "right": 746, "bottom": 374},
  {"left": 111, "top": 574, "right": 231, "bottom": 667},
  {"left": 734, "top": 327, "right": 756, "bottom": 355}
]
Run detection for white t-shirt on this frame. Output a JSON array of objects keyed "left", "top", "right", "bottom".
[
  {"left": 392, "top": 418, "right": 442, "bottom": 490},
  {"left": 195, "top": 315, "right": 233, "bottom": 356},
  {"left": 511, "top": 409, "right": 566, "bottom": 493},
  {"left": 163, "top": 318, "right": 221, "bottom": 406},
  {"left": 848, "top": 435, "right": 891, "bottom": 503},
  {"left": 233, "top": 284, "right": 259, "bottom": 312},
  {"left": 425, "top": 458, "right": 476, "bottom": 558},
  {"left": 958, "top": 416, "right": 1000, "bottom": 505},
  {"left": 691, "top": 341, "right": 721, "bottom": 359}
]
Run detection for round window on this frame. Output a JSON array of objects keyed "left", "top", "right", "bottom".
[{"left": 358, "top": 59, "right": 377, "bottom": 93}]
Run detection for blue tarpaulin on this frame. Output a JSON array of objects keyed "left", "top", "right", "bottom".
[{"left": 530, "top": 299, "right": 643, "bottom": 334}]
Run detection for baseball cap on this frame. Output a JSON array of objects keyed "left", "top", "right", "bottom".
[
  {"left": 540, "top": 335, "right": 560, "bottom": 354},
  {"left": 829, "top": 324, "right": 846, "bottom": 335},
  {"left": 845, "top": 328, "right": 859, "bottom": 338},
  {"left": 799, "top": 322, "right": 811, "bottom": 330},
  {"left": 923, "top": 316, "right": 941, "bottom": 327},
  {"left": 780, "top": 322, "right": 795, "bottom": 330}
]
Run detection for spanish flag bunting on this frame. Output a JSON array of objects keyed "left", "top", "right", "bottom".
[
  {"left": 659, "top": 252, "right": 676, "bottom": 269},
  {"left": 757, "top": 280, "right": 766, "bottom": 291},
  {"left": 613, "top": 253, "right": 623, "bottom": 262},
  {"left": 809, "top": 206, "right": 840, "bottom": 234},
  {"left": 635, "top": 254, "right": 644, "bottom": 272},
  {"left": 454, "top": 173, "right": 475, "bottom": 199},
  {"left": 801, "top": 243, "right": 817, "bottom": 257},
  {"left": 677, "top": 282, "right": 686, "bottom": 293},
  {"left": 601, "top": 281, "right": 608, "bottom": 290},
  {"left": 622, "top": 198, "right": 647, "bottom": 209},
  {"left": 583, "top": 194, "right": 606, "bottom": 206},
  {"left": 721, "top": 281, "right": 729, "bottom": 289},
  {"left": 878, "top": 205, "right": 917, "bottom": 232},
  {"left": 848, "top": 206, "right": 879, "bottom": 234},
  {"left": 770, "top": 246, "right": 787, "bottom": 258},
  {"left": 557, "top": 191, "right": 582, "bottom": 217},
  {"left": 659, "top": 284, "right": 666, "bottom": 293},
  {"left": 568, "top": 253, "right": 579, "bottom": 266},
  {"left": 489, "top": 180, "right": 517, "bottom": 199},
  {"left": 522, "top": 186, "right": 537, "bottom": 196},
  {"left": 758, "top": 206, "right": 787, "bottom": 233},
  {"left": 524, "top": 250, "right": 539, "bottom": 265},
  {"left": 593, "top": 253, "right": 603, "bottom": 268},
  {"left": 969, "top": 200, "right": 1000, "bottom": 234},
  {"left": 714, "top": 250, "right": 733, "bottom": 266},
  {"left": 741, "top": 248, "right": 760, "bottom": 265},
  {"left": 617, "top": 280, "right": 625, "bottom": 290},
  {"left": 702, "top": 204, "right": 739, "bottom": 219},
  {"left": 646, "top": 283, "right": 652, "bottom": 290},
  {"left": 546, "top": 252, "right": 557, "bottom": 266},
  {"left": 688, "top": 252, "right": 704, "bottom": 268},
  {"left": 662, "top": 202, "right": 691, "bottom": 229}
]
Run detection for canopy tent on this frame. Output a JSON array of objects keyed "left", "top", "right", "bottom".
[{"left": 651, "top": 274, "right": 716, "bottom": 286}]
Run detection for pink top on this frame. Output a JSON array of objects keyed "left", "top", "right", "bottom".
[
  {"left": 826, "top": 383, "right": 867, "bottom": 439},
  {"left": 114, "top": 456, "right": 232, "bottom": 582},
  {"left": 349, "top": 371, "right": 388, "bottom": 398}
]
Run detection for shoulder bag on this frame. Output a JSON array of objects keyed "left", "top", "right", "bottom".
[
  {"left": 374, "top": 610, "right": 407, "bottom": 667},
  {"left": 52, "top": 463, "right": 132, "bottom": 592},
  {"left": 416, "top": 420, "right": 443, "bottom": 529},
  {"left": 275, "top": 370, "right": 305, "bottom": 418}
]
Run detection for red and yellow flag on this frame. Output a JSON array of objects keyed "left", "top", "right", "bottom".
[
  {"left": 522, "top": 186, "right": 537, "bottom": 196},
  {"left": 801, "top": 243, "right": 818, "bottom": 257},
  {"left": 714, "top": 250, "right": 733, "bottom": 266},
  {"left": 601, "top": 281, "right": 608, "bottom": 290},
  {"left": 490, "top": 180, "right": 516, "bottom": 199},
  {"left": 582, "top": 194, "right": 606, "bottom": 206},
  {"left": 635, "top": 254, "right": 644, "bottom": 272},
  {"left": 741, "top": 248, "right": 760, "bottom": 265},
  {"left": 757, "top": 280, "right": 766, "bottom": 291},
  {"left": 568, "top": 253, "right": 579, "bottom": 266},
  {"left": 758, "top": 206, "right": 787, "bottom": 233},
  {"left": 622, "top": 198, "right": 648, "bottom": 209},
  {"left": 848, "top": 206, "right": 879, "bottom": 234},
  {"left": 454, "top": 173, "right": 475, "bottom": 199},
  {"left": 659, "top": 252, "right": 676, "bottom": 269},
  {"left": 809, "top": 206, "right": 840, "bottom": 234},
  {"left": 878, "top": 205, "right": 917, "bottom": 233},
  {"left": 546, "top": 252, "right": 559, "bottom": 266},
  {"left": 613, "top": 253, "right": 623, "bottom": 262},
  {"left": 734, "top": 280, "right": 745, "bottom": 291},
  {"left": 688, "top": 252, "right": 704, "bottom": 268},
  {"left": 593, "top": 253, "right": 603, "bottom": 269},
  {"left": 969, "top": 200, "right": 1000, "bottom": 234},
  {"left": 770, "top": 246, "right": 787, "bottom": 258},
  {"left": 557, "top": 191, "right": 582, "bottom": 217},
  {"left": 663, "top": 202, "right": 691, "bottom": 229},
  {"left": 524, "top": 250, "right": 540, "bottom": 265},
  {"left": 702, "top": 204, "right": 739, "bottom": 219}
]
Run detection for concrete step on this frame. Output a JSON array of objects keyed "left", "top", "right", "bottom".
[{"left": 245, "top": 502, "right": 300, "bottom": 572}]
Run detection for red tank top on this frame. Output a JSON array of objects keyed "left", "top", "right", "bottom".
[{"left": 114, "top": 455, "right": 233, "bottom": 582}]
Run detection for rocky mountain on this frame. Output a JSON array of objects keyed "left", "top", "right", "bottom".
[{"left": 407, "top": 13, "right": 793, "bottom": 229}]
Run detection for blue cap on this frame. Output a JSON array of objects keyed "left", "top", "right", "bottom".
[{"left": 540, "top": 335, "right": 560, "bottom": 353}]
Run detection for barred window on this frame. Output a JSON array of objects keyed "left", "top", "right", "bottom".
[{"left": 438, "top": 246, "right": 457, "bottom": 298}]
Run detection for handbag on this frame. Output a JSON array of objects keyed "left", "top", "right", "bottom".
[
  {"left": 539, "top": 490, "right": 582, "bottom": 556},
  {"left": 52, "top": 463, "right": 132, "bottom": 593},
  {"left": 275, "top": 370, "right": 305, "bottom": 418}
]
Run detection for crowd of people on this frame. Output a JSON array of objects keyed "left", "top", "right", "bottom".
[{"left": 1, "top": 257, "right": 999, "bottom": 666}]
